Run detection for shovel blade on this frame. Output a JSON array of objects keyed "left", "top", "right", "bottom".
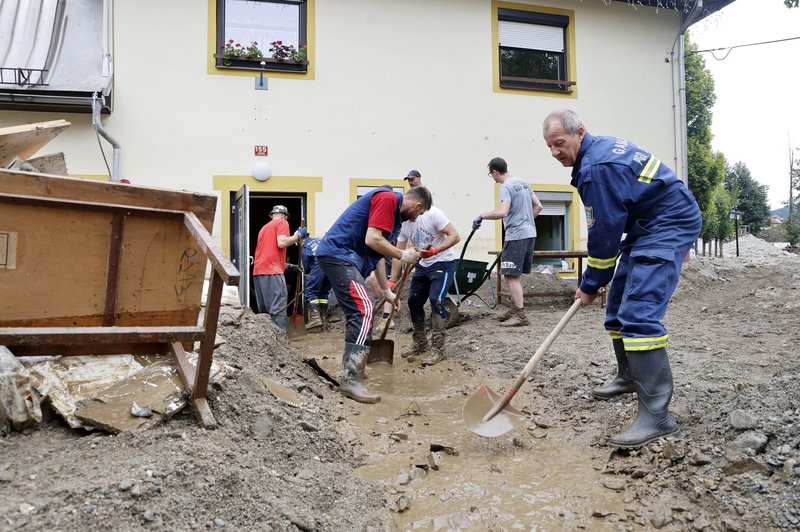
[
  {"left": 463, "top": 384, "right": 525, "bottom": 438},
  {"left": 287, "top": 315, "right": 307, "bottom": 339},
  {"left": 367, "top": 339, "right": 394, "bottom": 364}
]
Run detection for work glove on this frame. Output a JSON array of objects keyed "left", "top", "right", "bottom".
[
  {"left": 419, "top": 246, "right": 439, "bottom": 259},
  {"left": 400, "top": 247, "right": 420, "bottom": 265},
  {"left": 472, "top": 215, "right": 483, "bottom": 231},
  {"left": 382, "top": 288, "right": 397, "bottom": 304},
  {"left": 285, "top": 263, "right": 300, "bottom": 273},
  {"left": 388, "top": 279, "right": 396, "bottom": 290},
  {"left": 294, "top": 227, "right": 309, "bottom": 240}
]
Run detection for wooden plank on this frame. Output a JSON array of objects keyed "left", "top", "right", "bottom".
[
  {"left": 193, "top": 271, "right": 223, "bottom": 401},
  {"left": 192, "top": 397, "right": 217, "bottom": 429},
  {"left": 0, "top": 326, "right": 206, "bottom": 345},
  {"left": 0, "top": 308, "right": 201, "bottom": 328},
  {"left": 0, "top": 169, "right": 216, "bottom": 231},
  {"left": 183, "top": 212, "right": 240, "bottom": 285},
  {"left": 168, "top": 341, "right": 196, "bottom": 392},
  {"left": 0, "top": 120, "right": 71, "bottom": 167},
  {"left": 103, "top": 212, "right": 126, "bottom": 326},
  {"left": 8, "top": 343, "right": 171, "bottom": 357}
]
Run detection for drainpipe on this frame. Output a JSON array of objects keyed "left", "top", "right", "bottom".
[
  {"left": 92, "top": 91, "right": 121, "bottom": 181},
  {"left": 673, "top": 0, "right": 704, "bottom": 186}
]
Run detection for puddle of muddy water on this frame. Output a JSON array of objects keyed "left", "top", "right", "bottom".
[{"left": 294, "top": 331, "right": 627, "bottom": 530}]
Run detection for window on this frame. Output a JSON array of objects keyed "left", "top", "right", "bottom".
[
  {"left": 216, "top": 0, "right": 307, "bottom": 72},
  {"left": 497, "top": 7, "right": 574, "bottom": 92}
]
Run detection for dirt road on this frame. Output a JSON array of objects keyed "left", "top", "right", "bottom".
[{"left": 1, "top": 235, "right": 798, "bottom": 530}]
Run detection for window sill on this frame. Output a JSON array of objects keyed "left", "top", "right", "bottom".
[
  {"left": 499, "top": 76, "right": 575, "bottom": 93},
  {"left": 213, "top": 55, "right": 308, "bottom": 73}
]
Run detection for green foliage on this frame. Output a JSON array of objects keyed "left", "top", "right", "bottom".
[
  {"left": 724, "top": 162, "right": 771, "bottom": 234},
  {"left": 684, "top": 35, "right": 725, "bottom": 218},
  {"left": 713, "top": 188, "right": 735, "bottom": 241},
  {"left": 786, "top": 0, "right": 799, "bottom": 8}
]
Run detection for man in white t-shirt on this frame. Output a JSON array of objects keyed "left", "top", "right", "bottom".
[{"left": 393, "top": 170, "right": 461, "bottom": 365}]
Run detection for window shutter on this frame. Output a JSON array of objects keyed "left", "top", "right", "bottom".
[
  {"left": 539, "top": 201, "right": 566, "bottom": 217},
  {"left": 498, "top": 20, "right": 564, "bottom": 53}
]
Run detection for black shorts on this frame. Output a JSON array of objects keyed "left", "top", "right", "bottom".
[{"left": 500, "top": 238, "right": 535, "bottom": 276}]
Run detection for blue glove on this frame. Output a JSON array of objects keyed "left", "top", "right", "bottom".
[
  {"left": 472, "top": 215, "right": 483, "bottom": 231},
  {"left": 294, "top": 227, "right": 309, "bottom": 240}
]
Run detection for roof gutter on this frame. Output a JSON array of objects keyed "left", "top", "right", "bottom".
[
  {"left": 673, "top": 0, "right": 705, "bottom": 186},
  {"left": 92, "top": 92, "right": 120, "bottom": 182}
]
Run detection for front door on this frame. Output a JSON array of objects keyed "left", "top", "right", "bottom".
[{"left": 232, "top": 185, "right": 250, "bottom": 308}]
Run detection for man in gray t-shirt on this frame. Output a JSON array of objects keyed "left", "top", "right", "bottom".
[{"left": 472, "top": 157, "right": 543, "bottom": 326}]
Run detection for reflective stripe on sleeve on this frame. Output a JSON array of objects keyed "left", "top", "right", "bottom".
[
  {"left": 587, "top": 256, "right": 617, "bottom": 269},
  {"left": 638, "top": 156, "right": 662, "bottom": 183}
]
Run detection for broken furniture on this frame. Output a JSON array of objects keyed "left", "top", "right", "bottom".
[{"left": 0, "top": 169, "right": 239, "bottom": 428}]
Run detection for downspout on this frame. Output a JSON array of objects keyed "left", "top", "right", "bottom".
[
  {"left": 92, "top": 91, "right": 121, "bottom": 181},
  {"left": 673, "top": 0, "right": 704, "bottom": 185}
]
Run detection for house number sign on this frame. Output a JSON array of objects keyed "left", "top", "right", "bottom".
[{"left": 254, "top": 146, "right": 269, "bottom": 156}]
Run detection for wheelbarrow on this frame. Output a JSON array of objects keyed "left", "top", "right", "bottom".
[{"left": 443, "top": 227, "right": 501, "bottom": 328}]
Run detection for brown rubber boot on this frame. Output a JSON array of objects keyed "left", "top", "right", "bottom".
[
  {"left": 339, "top": 343, "right": 380, "bottom": 404},
  {"left": 401, "top": 321, "right": 428, "bottom": 360},
  {"left": 319, "top": 302, "right": 330, "bottom": 330},
  {"left": 422, "top": 314, "right": 446, "bottom": 366},
  {"left": 499, "top": 307, "right": 529, "bottom": 327},
  {"left": 305, "top": 302, "right": 323, "bottom": 330}
]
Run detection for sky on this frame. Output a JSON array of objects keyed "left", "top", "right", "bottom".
[{"left": 689, "top": 0, "right": 800, "bottom": 210}]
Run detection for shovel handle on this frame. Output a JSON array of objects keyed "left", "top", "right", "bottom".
[
  {"left": 378, "top": 261, "right": 415, "bottom": 340},
  {"left": 483, "top": 298, "right": 582, "bottom": 422},
  {"left": 290, "top": 219, "right": 305, "bottom": 320}
]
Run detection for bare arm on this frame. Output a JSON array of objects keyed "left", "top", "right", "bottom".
[
  {"left": 531, "top": 192, "right": 543, "bottom": 218},
  {"left": 479, "top": 200, "right": 511, "bottom": 221},
  {"left": 277, "top": 233, "right": 302, "bottom": 248},
  {"left": 391, "top": 239, "right": 407, "bottom": 281},
  {"left": 436, "top": 223, "right": 460, "bottom": 252}
]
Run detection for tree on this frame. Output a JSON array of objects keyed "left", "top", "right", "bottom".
[
  {"left": 724, "top": 162, "right": 771, "bottom": 234},
  {"left": 786, "top": 1, "right": 799, "bottom": 8},
  {"left": 785, "top": 147, "right": 800, "bottom": 246},
  {"left": 684, "top": 36, "right": 726, "bottom": 215}
]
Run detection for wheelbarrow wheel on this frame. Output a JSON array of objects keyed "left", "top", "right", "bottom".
[{"left": 444, "top": 299, "right": 459, "bottom": 329}]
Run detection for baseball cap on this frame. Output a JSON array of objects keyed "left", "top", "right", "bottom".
[
  {"left": 404, "top": 170, "right": 421, "bottom": 180},
  {"left": 270, "top": 205, "right": 289, "bottom": 216}
]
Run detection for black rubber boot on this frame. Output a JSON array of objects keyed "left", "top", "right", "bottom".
[
  {"left": 610, "top": 347, "right": 679, "bottom": 449},
  {"left": 422, "top": 314, "right": 446, "bottom": 366},
  {"left": 592, "top": 339, "right": 636, "bottom": 399},
  {"left": 339, "top": 343, "right": 381, "bottom": 404},
  {"left": 401, "top": 321, "right": 428, "bottom": 360}
]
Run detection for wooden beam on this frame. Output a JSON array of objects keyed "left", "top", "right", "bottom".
[
  {"left": 193, "top": 271, "right": 224, "bottom": 401},
  {"left": 7, "top": 343, "right": 171, "bottom": 356},
  {"left": 102, "top": 212, "right": 126, "bottom": 326},
  {"left": 183, "top": 212, "right": 240, "bottom": 285},
  {"left": 168, "top": 341, "right": 196, "bottom": 392},
  {"left": 0, "top": 326, "right": 206, "bottom": 346}
]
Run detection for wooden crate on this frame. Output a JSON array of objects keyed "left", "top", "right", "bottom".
[{"left": 0, "top": 169, "right": 239, "bottom": 428}]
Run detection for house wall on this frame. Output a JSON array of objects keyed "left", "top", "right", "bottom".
[{"left": 0, "top": 0, "right": 683, "bottom": 264}]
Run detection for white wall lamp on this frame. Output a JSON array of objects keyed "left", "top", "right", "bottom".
[{"left": 253, "top": 161, "right": 272, "bottom": 182}]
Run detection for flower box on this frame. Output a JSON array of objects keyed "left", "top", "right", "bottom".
[{"left": 214, "top": 54, "right": 308, "bottom": 73}]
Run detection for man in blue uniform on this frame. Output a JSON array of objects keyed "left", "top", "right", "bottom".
[
  {"left": 301, "top": 236, "right": 331, "bottom": 330},
  {"left": 543, "top": 109, "right": 702, "bottom": 448},
  {"left": 316, "top": 186, "right": 432, "bottom": 403}
]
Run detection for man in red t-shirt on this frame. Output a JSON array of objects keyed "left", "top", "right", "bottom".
[{"left": 253, "top": 205, "right": 308, "bottom": 329}]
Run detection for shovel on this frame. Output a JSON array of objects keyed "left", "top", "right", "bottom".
[
  {"left": 367, "top": 262, "right": 415, "bottom": 364},
  {"left": 287, "top": 220, "right": 307, "bottom": 340},
  {"left": 463, "top": 298, "right": 582, "bottom": 437}
]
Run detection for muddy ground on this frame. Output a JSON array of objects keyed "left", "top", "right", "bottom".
[{"left": 1, "top": 234, "right": 799, "bottom": 530}]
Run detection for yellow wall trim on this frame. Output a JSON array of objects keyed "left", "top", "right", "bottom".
[{"left": 213, "top": 174, "right": 323, "bottom": 257}]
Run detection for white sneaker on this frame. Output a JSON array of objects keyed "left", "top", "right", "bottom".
[{"left": 376, "top": 316, "right": 395, "bottom": 332}]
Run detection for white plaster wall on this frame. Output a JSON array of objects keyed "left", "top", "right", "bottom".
[{"left": 0, "top": 0, "right": 684, "bottom": 260}]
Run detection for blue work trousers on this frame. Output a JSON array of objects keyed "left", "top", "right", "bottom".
[
  {"left": 407, "top": 260, "right": 456, "bottom": 323},
  {"left": 604, "top": 189, "right": 702, "bottom": 351}
]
